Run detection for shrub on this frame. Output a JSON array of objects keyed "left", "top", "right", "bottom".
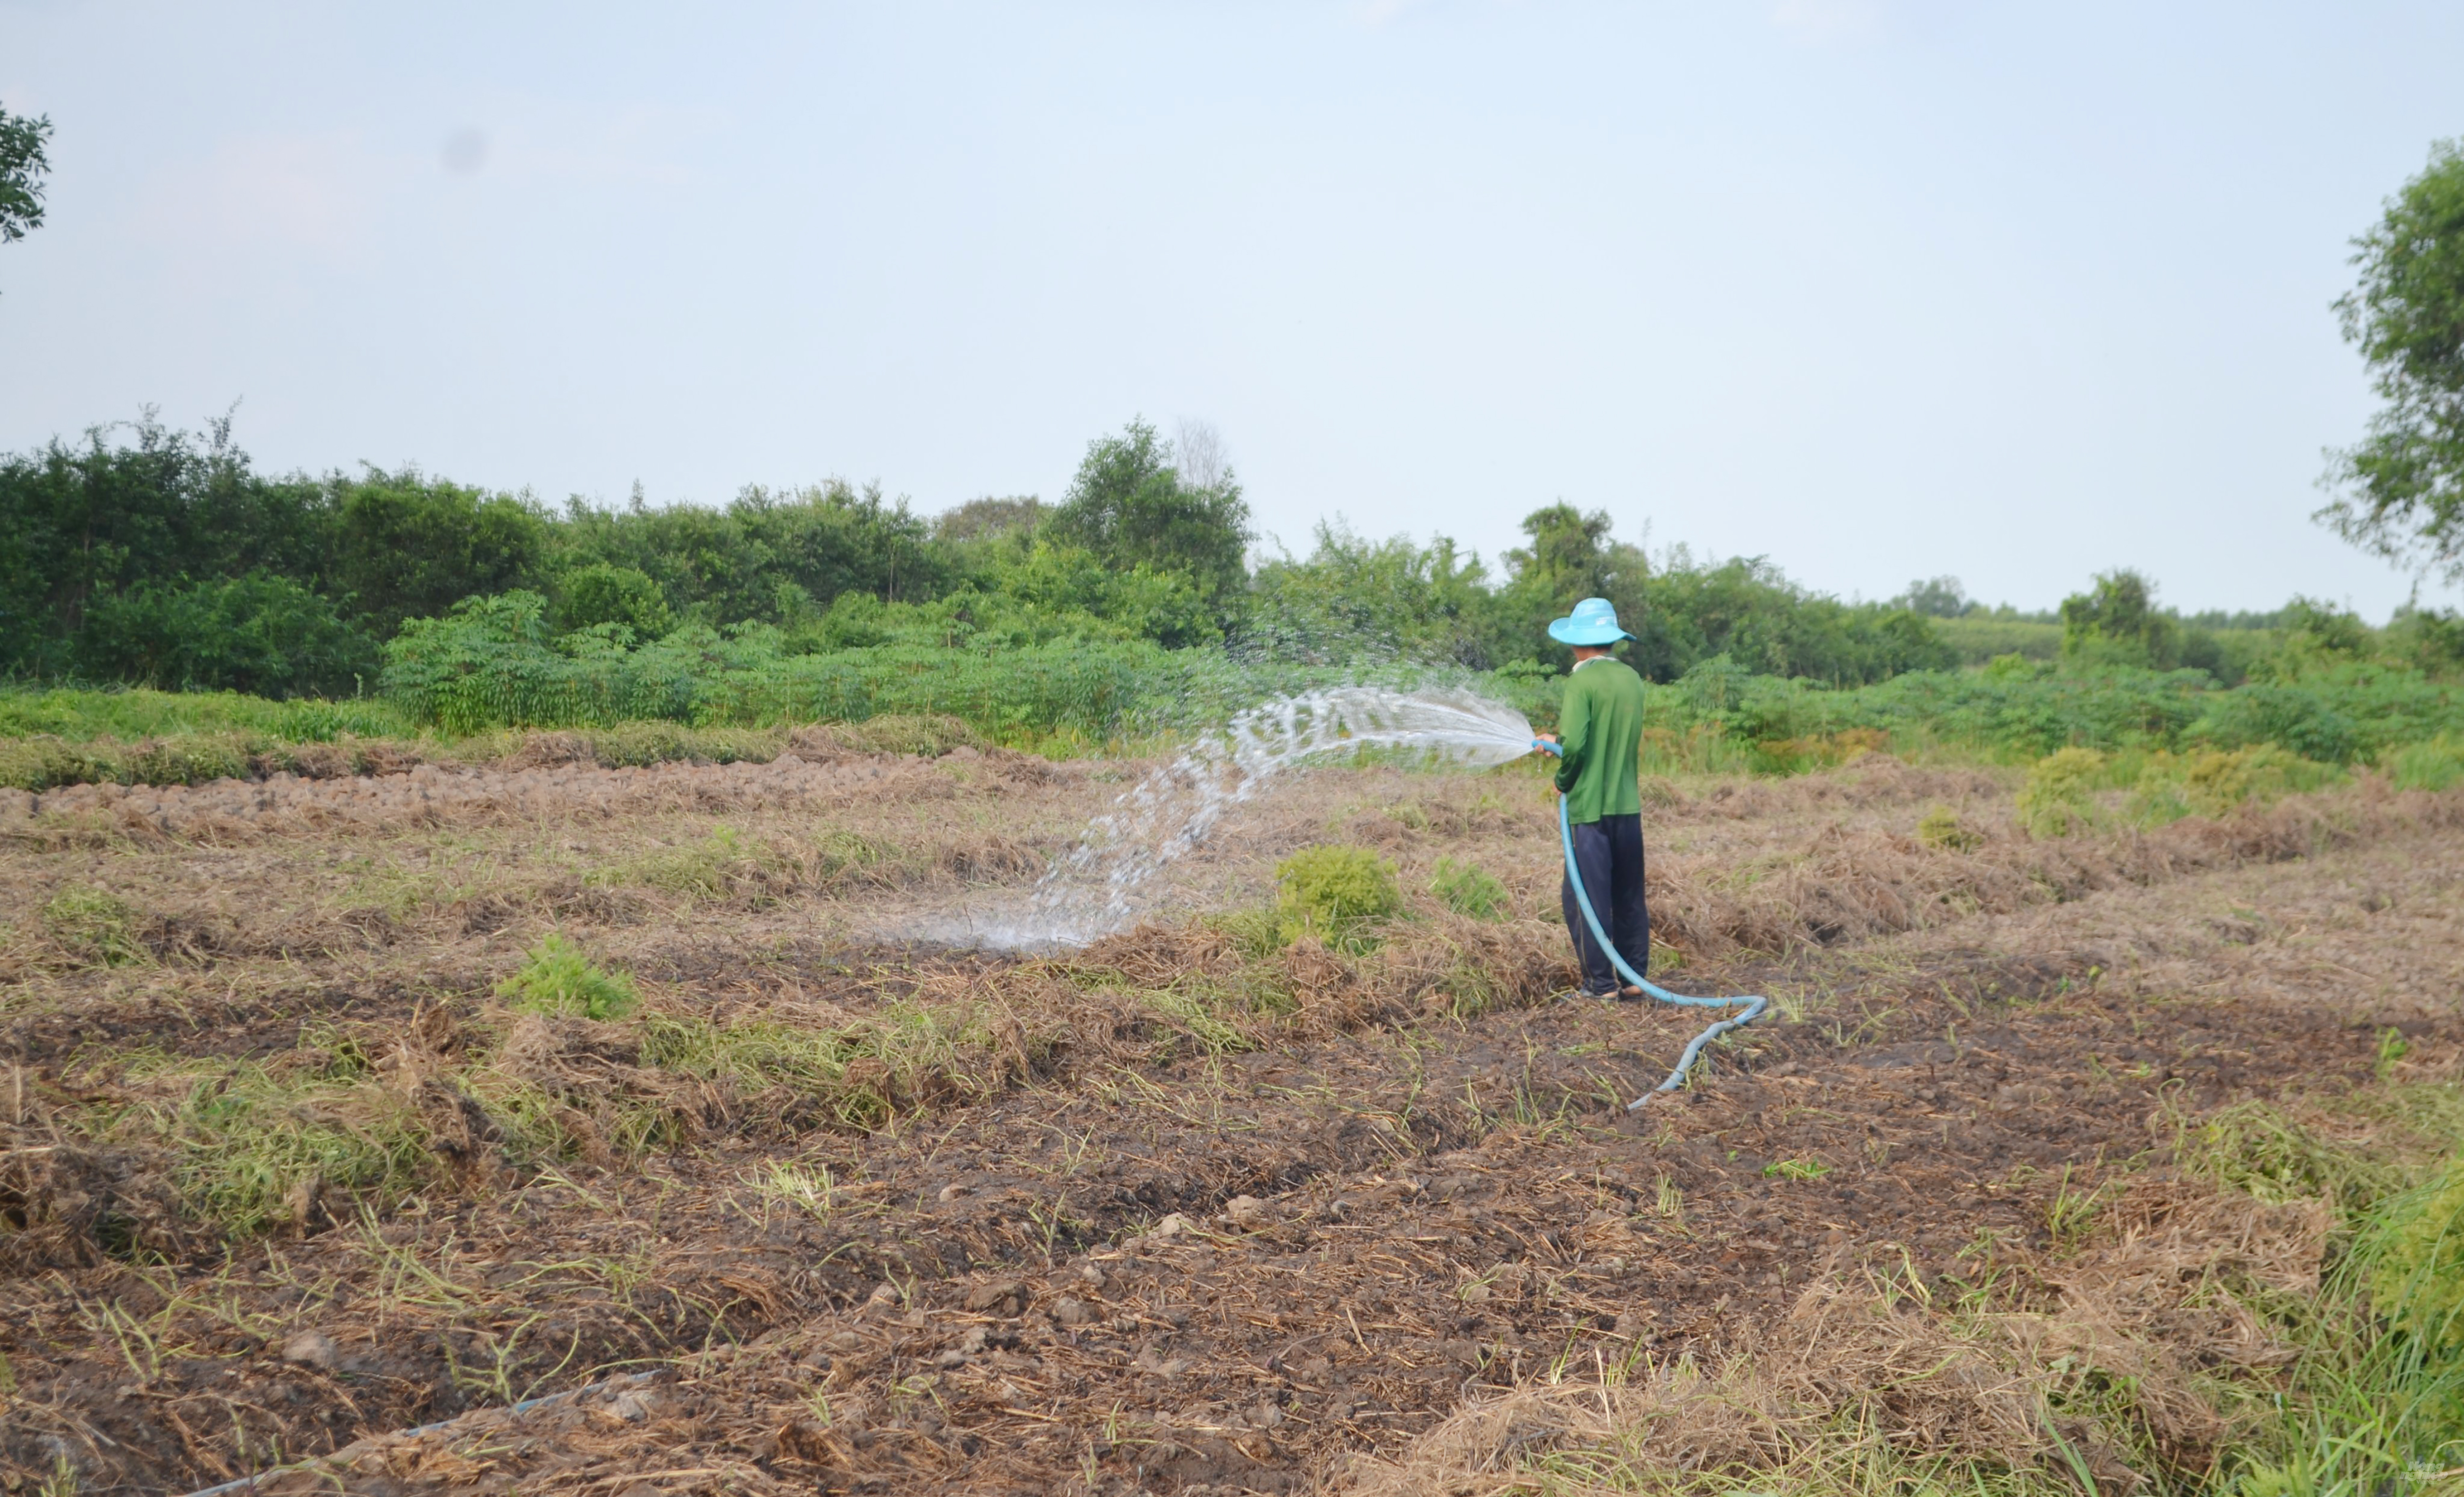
[
  {"left": 74, "top": 572, "right": 380, "bottom": 699},
  {"left": 2128, "top": 745, "right": 2335, "bottom": 825},
  {"left": 1275, "top": 844, "right": 1402, "bottom": 948},
  {"left": 496, "top": 934, "right": 637, "bottom": 1020},
  {"left": 556, "top": 562, "right": 672, "bottom": 637},
  {"left": 1430, "top": 857, "right": 1510, "bottom": 920},
  {"left": 2016, "top": 746, "right": 2107, "bottom": 838},
  {"left": 1915, "top": 806, "right": 1982, "bottom": 852},
  {"left": 380, "top": 591, "right": 1180, "bottom": 738},
  {"left": 0, "top": 687, "right": 407, "bottom": 744}
]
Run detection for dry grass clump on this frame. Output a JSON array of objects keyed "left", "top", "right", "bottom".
[
  {"left": 1641, "top": 779, "right": 2464, "bottom": 960},
  {"left": 0, "top": 964, "right": 1099, "bottom": 1263},
  {"left": 1916, "top": 805, "right": 1983, "bottom": 852},
  {"left": 0, "top": 739, "right": 1039, "bottom": 845},
  {"left": 1047, "top": 906, "right": 1572, "bottom": 1048},
  {"left": 1340, "top": 1178, "right": 2328, "bottom": 1497},
  {"left": 790, "top": 713, "right": 984, "bottom": 758},
  {"left": 1655, "top": 757, "right": 2008, "bottom": 824}
]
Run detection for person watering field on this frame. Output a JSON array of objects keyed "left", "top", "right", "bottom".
[{"left": 1532, "top": 598, "right": 1651, "bottom": 1000}]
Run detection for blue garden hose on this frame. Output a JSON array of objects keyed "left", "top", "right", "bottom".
[{"left": 1533, "top": 740, "right": 1768, "bottom": 1110}]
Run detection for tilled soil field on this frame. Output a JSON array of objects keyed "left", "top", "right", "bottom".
[{"left": 0, "top": 744, "right": 2459, "bottom": 1494}]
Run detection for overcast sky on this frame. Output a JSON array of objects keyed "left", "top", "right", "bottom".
[{"left": 2, "top": 2, "right": 2458, "bottom": 617}]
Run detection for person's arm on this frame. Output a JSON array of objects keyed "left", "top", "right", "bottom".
[{"left": 1553, "top": 675, "right": 1592, "bottom": 796}]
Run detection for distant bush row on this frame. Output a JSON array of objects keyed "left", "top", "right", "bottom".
[
  {"left": 5, "top": 651, "right": 2460, "bottom": 793},
  {"left": 1575, "top": 655, "right": 2464, "bottom": 768},
  {"left": 5, "top": 413, "right": 1975, "bottom": 701}
]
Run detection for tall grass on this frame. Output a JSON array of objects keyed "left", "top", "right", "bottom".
[
  {"left": 2206, "top": 1091, "right": 2464, "bottom": 1495},
  {"left": 0, "top": 686, "right": 408, "bottom": 742}
]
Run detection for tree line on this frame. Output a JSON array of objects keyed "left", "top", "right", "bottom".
[{"left": 0, "top": 412, "right": 1981, "bottom": 700}]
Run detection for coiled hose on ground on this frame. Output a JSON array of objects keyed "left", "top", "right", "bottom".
[{"left": 1535, "top": 741, "right": 1767, "bottom": 1109}]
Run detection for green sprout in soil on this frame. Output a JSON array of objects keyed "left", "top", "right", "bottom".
[{"left": 1763, "top": 1158, "right": 1830, "bottom": 1180}]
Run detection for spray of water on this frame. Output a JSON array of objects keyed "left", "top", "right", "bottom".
[{"left": 986, "top": 686, "right": 1539, "bottom": 947}]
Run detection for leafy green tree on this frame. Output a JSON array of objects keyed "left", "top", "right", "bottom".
[
  {"left": 1890, "top": 576, "right": 1973, "bottom": 617},
  {"left": 73, "top": 572, "right": 377, "bottom": 697},
  {"left": 1246, "top": 522, "right": 1499, "bottom": 665},
  {"left": 555, "top": 562, "right": 671, "bottom": 638},
  {"left": 0, "top": 104, "right": 53, "bottom": 249},
  {"left": 1498, "top": 504, "right": 1650, "bottom": 670},
  {"left": 1046, "top": 420, "right": 1251, "bottom": 620},
  {"left": 326, "top": 469, "right": 549, "bottom": 635},
  {"left": 553, "top": 480, "right": 950, "bottom": 628},
  {"left": 2384, "top": 603, "right": 2464, "bottom": 675},
  {"left": 2060, "top": 569, "right": 2179, "bottom": 668},
  {"left": 0, "top": 414, "right": 331, "bottom": 674},
  {"left": 1644, "top": 551, "right": 1950, "bottom": 683},
  {"left": 935, "top": 496, "right": 1045, "bottom": 542},
  {"left": 971, "top": 539, "right": 1219, "bottom": 647},
  {"left": 2320, "top": 140, "right": 2464, "bottom": 576}
]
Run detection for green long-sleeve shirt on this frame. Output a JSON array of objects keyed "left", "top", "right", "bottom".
[{"left": 1553, "top": 657, "right": 1647, "bottom": 824}]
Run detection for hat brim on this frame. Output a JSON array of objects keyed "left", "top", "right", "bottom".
[{"left": 1548, "top": 617, "right": 1634, "bottom": 647}]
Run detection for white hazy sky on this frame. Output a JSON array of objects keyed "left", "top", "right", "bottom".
[{"left": 2, "top": 2, "right": 2458, "bottom": 617}]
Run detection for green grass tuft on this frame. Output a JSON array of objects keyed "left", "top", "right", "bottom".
[
  {"left": 42, "top": 885, "right": 145, "bottom": 966},
  {"left": 1761, "top": 1157, "right": 1830, "bottom": 1180},
  {"left": 2370, "top": 1155, "right": 2464, "bottom": 1348},
  {"left": 496, "top": 934, "right": 638, "bottom": 1020},
  {"left": 2387, "top": 734, "right": 2464, "bottom": 792},
  {"left": 1274, "top": 844, "right": 1402, "bottom": 949},
  {"left": 1429, "top": 856, "right": 1511, "bottom": 920}
]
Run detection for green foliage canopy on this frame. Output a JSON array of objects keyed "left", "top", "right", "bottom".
[
  {"left": 0, "top": 103, "right": 52, "bottom": 247},
  {"left": 556, "top": 563, "right": 672, "bottom": 638},
  {"left": 328, "top": 469, "right": 549, "bottom": 635},
  {"left": 73, "top": 572, "right": 377, "bottom": 698},
  {"left": 1046, "top": 419, "right": 1251, "bottom": 622},
  {"left": 2060, "top": 569, "right": 2176, "bottom": 668},
  {"left": 0, "top": 415, "right": 337, "bottom": 675},
  {"left": 2322, "top": 140, "right": 2464, "bottom": 577},
  {"left": 554, "top": 479, "right": 951, "bottom": 628}
]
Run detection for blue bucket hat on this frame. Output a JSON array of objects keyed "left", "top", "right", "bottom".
[{"left": 1548, "top": 597, "right": 1634, "bottom": 647}]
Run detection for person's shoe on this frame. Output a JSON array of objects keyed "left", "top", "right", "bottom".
[
  {"left": 1618, "top": 984, "right": 1647, "bottom": 1000},
  {"left": 1577, "top": 984, "right": 1622, "bottom": 1000}
]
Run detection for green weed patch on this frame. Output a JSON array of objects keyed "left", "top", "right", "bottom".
[
  {"left": 40, "top": 885, "right": 145, "bottom": 966},
  {"left": 1429, "top": 857, "right": 1511, "bottom": 920},
  {"left": 497, "top": 935, "right": 638, "bottom": 1021},
  {"left": 1275, "top": 844, "right": 1403, "bottom": 949}
]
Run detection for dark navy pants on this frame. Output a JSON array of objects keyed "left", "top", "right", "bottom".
[{"left": 1561, "top": 812, "right": 1650, "bottom": 993}]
